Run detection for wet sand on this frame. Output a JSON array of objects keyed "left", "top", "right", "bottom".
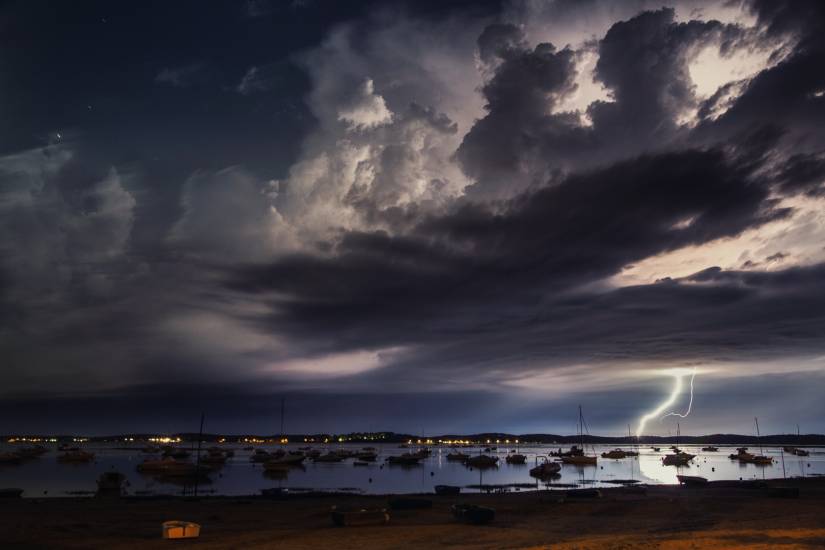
[{"left": 2, "top": 478, "right": 824, "bottom": 549}]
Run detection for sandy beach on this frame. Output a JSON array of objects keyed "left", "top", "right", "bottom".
[{"left": 2, "top": 478, "right": 824, "bottom": 549}]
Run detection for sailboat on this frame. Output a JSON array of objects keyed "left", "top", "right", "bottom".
[
  {"left": 561, "top": 405, "right": 597, "bottom": 465},
  {"left": 739, "top": 418, "right": 772, "bottom": 465},
  {"left": 662, "top": 423, "right": 695, "bottom": 466},
  {"left": 783, "top": 425, "right": 810, "bottom": 457}
]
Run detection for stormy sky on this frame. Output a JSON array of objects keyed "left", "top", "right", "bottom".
[{"left": 2, "top": 0, "right": 825, "bottom": 436}]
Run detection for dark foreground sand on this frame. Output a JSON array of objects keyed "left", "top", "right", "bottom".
[{"left": 2, "top": 478, "right": 825, "bottom": 549}]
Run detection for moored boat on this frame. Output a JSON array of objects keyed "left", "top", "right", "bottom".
[
  {"left": 249, "top": 449, "right": 272, "bottom": 463},
  {"left": 446, "top": 452, "right": 470, "bottom": 461},
  {"left": 465, "top": 455, "right": 498, "bottom": 469},
  {"left": 265, "top": 454, "right": 306, "bottom": 467},
  {"left": 0, "top": 453, "right": 22, "bottom": 465},
  {"left": 136, "top": 457, "right": 208, "bottom": 477},
  {"left": 386, "top": 453, "right": 422, "bottom": 466},
  {"left": 14, "top": 445, "right": 47, "bottom": 459},
  {"left": 57, "top": 450, "right": 95, "bottom": 463},
  {"left": 529, "top": 460, "right": 561, "bottom": 478},
  {"left": 505, "top": 453, "right": 526, "bottom": 464},
  {"left": 677, "top": 474, "right": 708, "bottom": 486},
  {"left": 561, "top": 455, "right": 597, "bottom": 465},
  {"left": 663, "top": 452, "right": 694, "bottom": 466},
  {"left": 701, "top": 446, "right": 719, "bottom": 452},
  {"left": 314, "top": 452, "right": 345, "bottom": 463},
  {"left": 601, "top": 449, "right": 629, "bottom": 459}
]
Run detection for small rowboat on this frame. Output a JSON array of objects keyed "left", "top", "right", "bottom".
[{"left": 162, "top": 521, "right": 200, "bottom": 539}]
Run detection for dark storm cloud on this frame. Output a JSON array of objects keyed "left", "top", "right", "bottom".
[
  {"left": 229, "top": 144, "right": 788, "bottom": 356},
  {"left": 457, "top": 9, "right": 755, "bottom": 199},
  {"left": 3, "top": 0, "right": 825, "bottom": 433}
]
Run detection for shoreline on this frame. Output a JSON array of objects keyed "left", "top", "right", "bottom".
[{"left": 3, "top": 478, "right": 825, "bottom": 548}]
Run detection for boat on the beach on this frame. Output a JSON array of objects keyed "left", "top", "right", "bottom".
[
  {"left": 434, "top": 485, "right": 461, "bottom": 495},
  {"left": 465, "top": 455, "right": 498, "bottom": 469},
  {"left": 57, "top": 450, "right": 95, "bottom": 463},
  {"left": 96, "top": 471, "right": 127, "bottom": 495},
  {"left": 330, "top": 506, "right": 389, "bottom": 527},
  {"left": 676, "top": 474, "right": 708, "bottom": 486},
  {"left": 162, "top": 520, "right": 201, "bottom": 539},
  {"left": 452, "top": 503, "right": 495, "bottom": 525},
  {"left": 505, "top": 453, "right": 526, "bottom": 464}
]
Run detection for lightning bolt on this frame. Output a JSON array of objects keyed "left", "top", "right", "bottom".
[
  {"left": 661, "top": 368, "right": 696, "bottom": 421},
  {"left": 635, "top": 368, "right": 697, "bottom": 438}
]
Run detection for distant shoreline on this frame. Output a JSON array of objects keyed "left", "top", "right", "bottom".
[{"left": 4, "top": 431, "right": 825, "bottom": 446}]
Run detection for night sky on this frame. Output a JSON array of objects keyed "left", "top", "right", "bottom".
[{"left": 2, "top": 0, "right": 824, "bottom": 436}]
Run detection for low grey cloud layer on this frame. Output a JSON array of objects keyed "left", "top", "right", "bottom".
[{"left": 1, "top": 0, "right": 824, "bottom": 434}]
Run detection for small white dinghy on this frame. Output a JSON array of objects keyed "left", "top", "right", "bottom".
[{"left": 162, "top": 521, "right": 201, "bottom": 539}]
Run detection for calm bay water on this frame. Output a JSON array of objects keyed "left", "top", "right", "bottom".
[{"left": 1, "top": 443, "right": 822, "bottom": 497}]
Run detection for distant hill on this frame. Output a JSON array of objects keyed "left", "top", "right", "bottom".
[{"left": 4, "top": 431, "right": 825, "bottom": 445}]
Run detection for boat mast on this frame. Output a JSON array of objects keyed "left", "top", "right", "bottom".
[
  {"left": 755, "top": 417, "right": 764, "bottom": 456},
  {"left": 578, "top": 405, "right": 584, "bottom": 451},
  {"left": 676, "top": 422, "right": 680, "bottom": 450}
]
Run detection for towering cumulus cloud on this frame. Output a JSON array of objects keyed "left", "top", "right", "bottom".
[{"left": 1, "top": 0, "right": 824, "bottom": 433}]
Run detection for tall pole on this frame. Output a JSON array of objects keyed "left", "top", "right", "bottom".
[
  {"left": 280, "top": 397, "right": 285, "bottom": 443},
  {"left": 194, "top": 412, "right": 204, "bottom": 498}
]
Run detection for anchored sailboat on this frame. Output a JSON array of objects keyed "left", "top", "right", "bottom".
[{"left": 561, "top": 405, "right": 597, "bottom": 466}]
